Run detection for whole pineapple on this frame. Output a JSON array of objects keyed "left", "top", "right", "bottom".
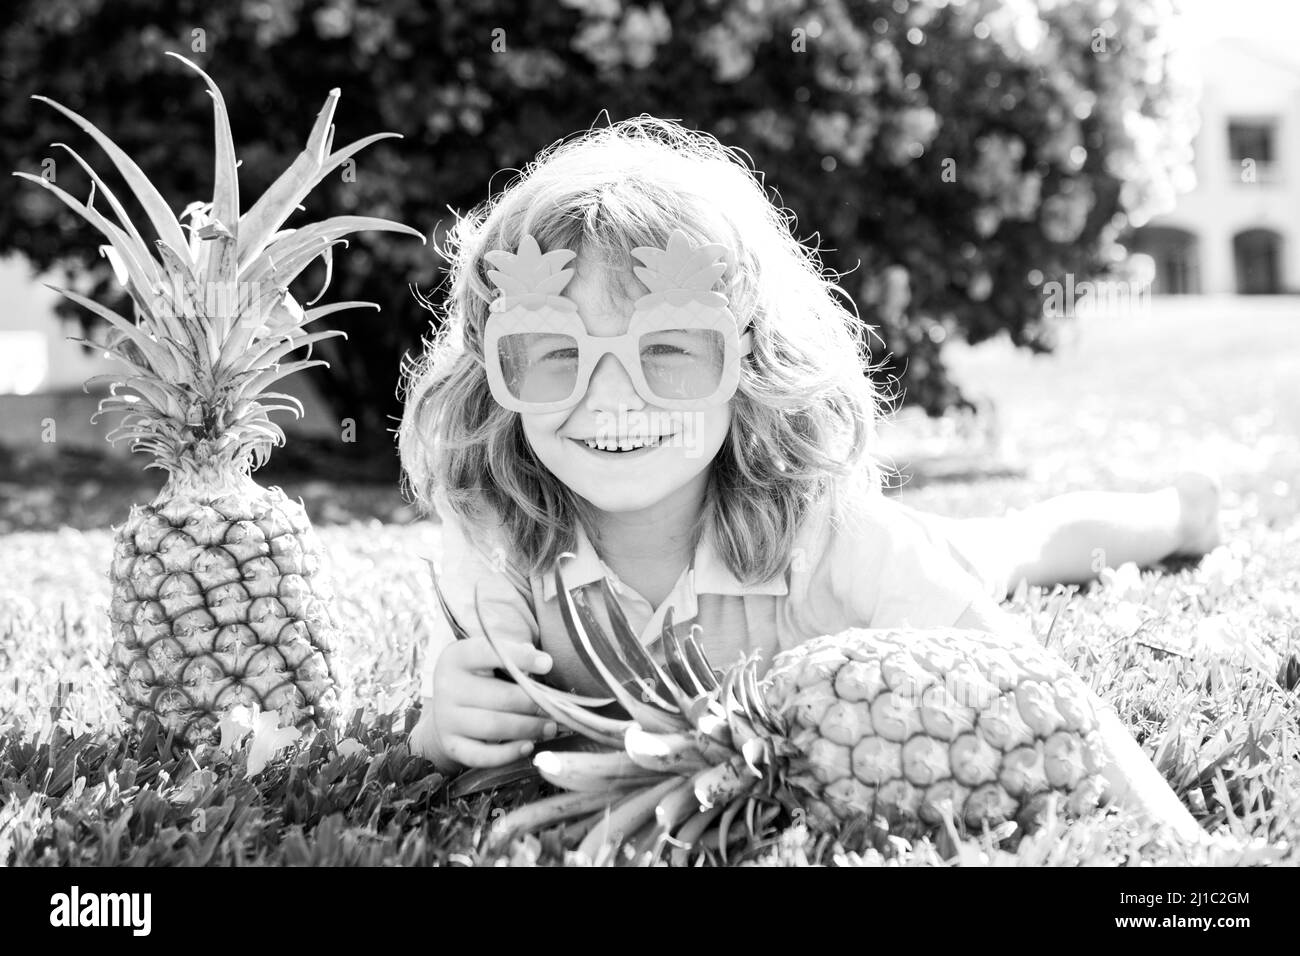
[
  {"left": 435, "top": 558, "right": 1176, "bottom": 863},
  {"left": 17, "top": 53, "right": 423, "bottom": 745}
]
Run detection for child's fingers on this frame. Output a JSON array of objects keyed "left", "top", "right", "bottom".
[
  {"left": 495, "top": 683, "right": 555, "bottom": 718},
  {"left": 494, "top": 640, "right": 554, "bottom": 676},
  {"left": 439, "top": 734, "right": 539, "bottom": 769},
  {"left": 453, "top": 636, "right": 553, "bottom": 677},
  {"left": 444, "top": 675, "right": 551, "bottom": 717},
  {"left": 452, "top": 707, "right": 555, "bottom": 745}
]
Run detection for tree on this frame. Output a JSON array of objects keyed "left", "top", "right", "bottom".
[{"left": 0, "top": 0, "right": 1196, "bottom": 474}]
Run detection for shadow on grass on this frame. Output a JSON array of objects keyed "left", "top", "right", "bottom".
[{"left": 0, "top": 441, "right": 415, "bottom": 532}]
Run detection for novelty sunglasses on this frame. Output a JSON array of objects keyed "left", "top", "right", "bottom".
[{"left": 478, "top": 229, "right": 753, "bottom": 413}]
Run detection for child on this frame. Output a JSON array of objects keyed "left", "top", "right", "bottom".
[{"left": 397, "top": 117, "right": 1214, "bottom": 838}]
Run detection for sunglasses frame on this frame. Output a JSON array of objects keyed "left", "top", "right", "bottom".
[{"left": 482, "top": 306, "right": 753, "bottom": 413}]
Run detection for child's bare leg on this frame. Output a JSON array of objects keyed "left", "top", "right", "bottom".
[{"left": 937, "top": 472, "right": 1222, "bottom": 597}]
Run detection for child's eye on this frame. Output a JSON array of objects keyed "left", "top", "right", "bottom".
[
  {"left": 639, "top": 329, "right": 704, "bottom": 358},
  {"left": 539, "top": 347, "right": 579, "bottom": 363}
]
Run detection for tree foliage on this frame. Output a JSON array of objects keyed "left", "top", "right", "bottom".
[{"left": 0, "top": 0, "right": 1195, "bottom": 471}]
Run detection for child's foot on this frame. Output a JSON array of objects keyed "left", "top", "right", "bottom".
[{"left": 1172, "top": 470, "right": 1222, "bottom": 557}]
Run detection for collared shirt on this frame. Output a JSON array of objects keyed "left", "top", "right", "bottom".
[{"left": 418, "top": 488, "right": 994, "bottom": 699}]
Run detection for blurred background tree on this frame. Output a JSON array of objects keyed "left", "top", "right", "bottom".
[{"left": 0, "top": 0, "right": 1196, "bottom": 479}]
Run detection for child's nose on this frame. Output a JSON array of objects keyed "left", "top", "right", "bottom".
[{"left": 583, "top": 352, "right": 644, "bottom": 411}]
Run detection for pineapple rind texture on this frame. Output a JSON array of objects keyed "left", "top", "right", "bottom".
[
  {"left": 109, "top": 483, "right": 339, "bottom": 746},
  {"left": 765, "top": 628, "right": 1107, "bottom": 834}
]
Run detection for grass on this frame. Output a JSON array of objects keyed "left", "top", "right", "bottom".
[{"left": 1, "top": 297, "right": 1298, "bottom": 866}]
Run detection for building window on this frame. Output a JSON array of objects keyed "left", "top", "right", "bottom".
[
  {"left": 1233, "top": 229, "right": 1284, "bottom": 294},
  {"left": 1228, "top": 120, "right": 1277, "bottom": 182},
  {"left": 1128, "top": 226, "right": 1200, "bottom": 294}
]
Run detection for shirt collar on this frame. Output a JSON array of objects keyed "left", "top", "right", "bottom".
[{"left": 540, "top": 519, "right": 789, "bottom": 602}]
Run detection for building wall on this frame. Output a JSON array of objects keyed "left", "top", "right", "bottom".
[
  {"left": 1141, "top": 40, "right": 1300, "bottom": 294},
  {"left": 0, "top": 257, "right": 109, "bottom": 393}
]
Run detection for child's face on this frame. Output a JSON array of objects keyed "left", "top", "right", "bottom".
[{"left": 518, "top": 260, "right": 733, "bottom": 518}]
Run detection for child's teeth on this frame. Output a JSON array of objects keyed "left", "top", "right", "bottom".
[{"left": 581, "top": 436, "right": 662, "bottom": 452}]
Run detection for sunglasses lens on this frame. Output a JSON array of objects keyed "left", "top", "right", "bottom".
[
  {"left": 498, "top": 332, "right": 580, "bottom": 404},
  {"left": 639, "top": 328, "right": 725, "bottom": 401},
  {"left": 497, "top": 328, "right": 729, "bottom": 407}
]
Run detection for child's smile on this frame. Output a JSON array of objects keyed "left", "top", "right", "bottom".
[{"left": 571, "top": 436, "right": 668, "bottom": 456}]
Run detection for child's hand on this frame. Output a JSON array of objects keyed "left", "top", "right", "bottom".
[{"left": 413, "top": 637, "right": 558, "bottom": 770}]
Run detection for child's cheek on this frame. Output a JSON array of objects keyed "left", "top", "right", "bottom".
[{"left": 519, "top": 412, "right": 568, "bottom": 457}]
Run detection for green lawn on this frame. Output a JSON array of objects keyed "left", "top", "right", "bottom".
[{"left": 1, "top": 296, "right": 1297, "bottom": 865}]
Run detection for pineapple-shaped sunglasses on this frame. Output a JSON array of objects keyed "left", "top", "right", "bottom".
[{"left": 480, "top": 229, "right": 753, "bottom": 413}]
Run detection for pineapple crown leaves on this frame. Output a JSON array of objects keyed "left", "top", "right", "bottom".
[
  {"left": 484, "top": 234, "right": 579, "bottom": 314},
  {"left": 631, "top": 229, "right": 731, "bottom": 310},
  {"left": 14, "top": 51, "right": 425, "bottom": 474}
]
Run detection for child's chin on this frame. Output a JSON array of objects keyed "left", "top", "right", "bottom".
[
  {"left": 568, "top": 476, "right": 682, "bottom": 514},
  {"left": 575, "top": 479, "right": 668, "bottom": 507}
]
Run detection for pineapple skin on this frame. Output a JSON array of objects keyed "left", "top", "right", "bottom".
[
  {"left": 762, "top": 628, "right": 1110, "bottom": 835},
  {"left": 108, "top": 474, "right": 339, "bottom": 746}
]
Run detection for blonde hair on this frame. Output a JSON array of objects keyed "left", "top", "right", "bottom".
[{"left": 398, "top": 116, "right": 893, "bottom": 586}]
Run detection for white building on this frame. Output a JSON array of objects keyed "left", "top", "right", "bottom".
[{"left": 1131, "top": 37, "right": 1300, "bottom": 294}]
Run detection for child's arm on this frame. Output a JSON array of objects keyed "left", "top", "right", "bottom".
[
  {"left": 411, "top": 498, "right": 555, "bottom": 771},
  {"left": 936, "top": 473, "right": 1222, "bottom": 597}
]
